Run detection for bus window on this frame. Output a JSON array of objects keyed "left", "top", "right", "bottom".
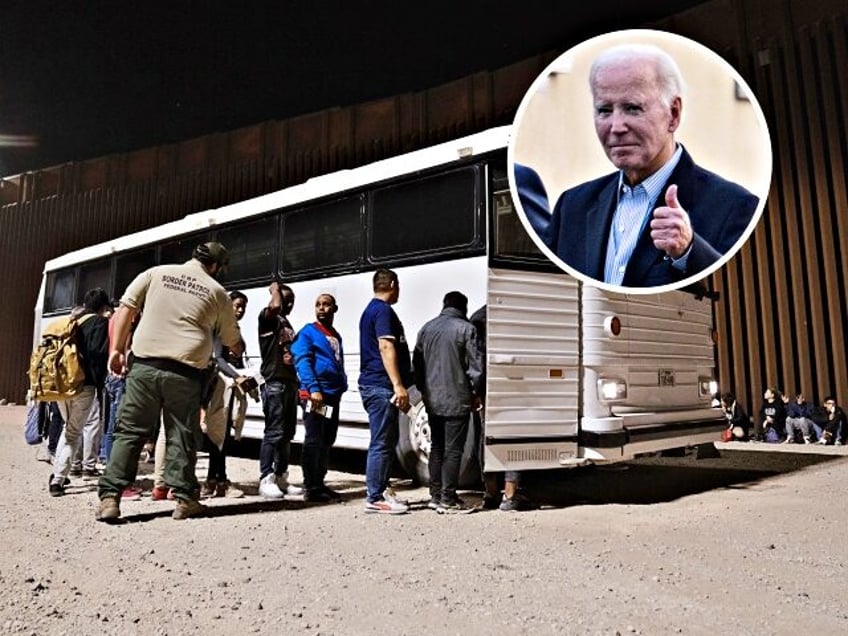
[
  {"left": 370, "top": 167, "right": 479, "bottom": 261},
  {"left": 160, "top": 233, "right": 210, "bottom": 266},
  {"left": 44, "top": 268, "right": 76, "bottom": 313},
  {"left": 282, "top": 196, "right": 361, "bottom": 275},
  {"left": 78, "top": 258, "right": 112, "bottom": 303},
  {"left": 492, "top": 188, "right": 546, "bottom": 261},
  {"left": 217, "top": 216, "right": 279, "bottom": 284},
  {"left": 114, "top": 248, "right": 157, "bottom": 299}
]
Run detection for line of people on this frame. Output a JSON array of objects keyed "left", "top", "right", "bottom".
[
  {"left": 720, "top": 388, "right": 847, "bottom": 445},
  {"left": 38, "top": 243, "right": 526, "bottom": 523}
]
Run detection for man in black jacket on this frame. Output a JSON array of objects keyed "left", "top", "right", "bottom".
[{"left": 413, "top": 291, "right": 483, "bottom": 513}]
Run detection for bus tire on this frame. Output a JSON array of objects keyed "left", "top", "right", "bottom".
[{"left": 395, "top": 402, "right": 480, "bottom": 488}]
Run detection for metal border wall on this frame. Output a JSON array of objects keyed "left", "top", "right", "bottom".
[{"left": 1, "top": 0, "right": 846, "bottom": 421}]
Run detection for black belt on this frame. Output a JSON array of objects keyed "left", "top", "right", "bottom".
[{"left": 133, "top": 356, "right": 204, "bottom": 381}]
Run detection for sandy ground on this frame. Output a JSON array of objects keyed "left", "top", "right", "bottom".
[{"left": 1, "top": 403, "right": 847, "bottom": 636}]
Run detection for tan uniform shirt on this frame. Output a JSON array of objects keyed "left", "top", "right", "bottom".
[{"left": 121, "top": 260, "right": 241, "bottom": 369}]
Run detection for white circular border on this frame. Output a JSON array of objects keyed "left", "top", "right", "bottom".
[{"left": 507, "top": 28, "right": 773, "bottom": 295}]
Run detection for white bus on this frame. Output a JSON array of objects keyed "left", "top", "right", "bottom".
[{"left": 35, "top": 126, "right": 725, "bottom": 483}]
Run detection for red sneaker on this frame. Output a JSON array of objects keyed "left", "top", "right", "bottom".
[
  {"left": 151, "top": 486, "right": 175, "bottom": 501},
  {"left": 121, "top": 487, "right": 142, "bottom": 501}
]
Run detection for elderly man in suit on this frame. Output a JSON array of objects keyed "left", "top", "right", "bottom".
[{"left": 544, "top": 44, "right": 759, "bottom": 288}]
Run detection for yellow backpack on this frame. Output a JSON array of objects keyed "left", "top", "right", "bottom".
[{"left": 28, "top": 313, "right": 94, "bottom": 402}]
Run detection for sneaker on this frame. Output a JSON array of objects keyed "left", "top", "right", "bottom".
[
  {"left": 151, "top": 486, "right": 174, "bottom": 501},
  {"left": 121, "top": 487, "right": 142, "bottom": 501},
  {"left": 69, "top": 467, "right": 83, "bottom": 477},
  {"left": 836, "top": 440, "right": 844, "bottom": 446},
  {"left": 817, "top": 438, "right": 828, "bottom": 445},
  {"left": 781, "top": 438, "right": 792, "bottom": 444},
  {"left": 173, "top": 499, "right": 206, "bottom": 520},
  {"left": 499, "top": 493, "right": 534, "bottom": 512},
  {"left": 304, "top": 489, "right": 333, "bottom": 503},
  {"left": 276, "top": 472, "right": 303, "bottom": 496},
  {"left": 382, "top": 487, "right": 409, "bottom": 506},
  {"left": 215, "top": 481, "right": 244, "bottom": 499},
  {"left": 259, "top": 473, "right": 285, "bottom": 499},
  {"left": 200, "top": 480, "right": 217, "bottom": 499},
  {"left": 48, "top": 481, "right": 65, "bottom": 497},
  {"left": 82, "top": 468, "right": 101, "bottom": 479},
  {"left": 364, "top": 498, "right": 409, "bottom": 515},
  {"left": 427, "top": 497, "right": 441, "bottom": 510},
  {"left": 436, "top": 499, "right": 473, "bottom": 514},
  {"left": 95, "top": 496, "right": 121, "bottom": 522},
  {"left": 803, "top": 436, "right": 812, "bottom": 444}
]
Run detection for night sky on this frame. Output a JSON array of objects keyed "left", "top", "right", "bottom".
[{"left": 0, "top": 0, "right": 706, "bottom": 177}]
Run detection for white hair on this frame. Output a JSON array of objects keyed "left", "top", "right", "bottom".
[{"left": 589, "top": 44, "right": 685, "bottom": 107}]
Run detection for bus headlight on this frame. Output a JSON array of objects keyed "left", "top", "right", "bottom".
[
  {"left": 598, "top": 378, "right": 627, "bottom": 401},
  {"left": 699, "top": 376, "right": 718, "bottom": 398}
]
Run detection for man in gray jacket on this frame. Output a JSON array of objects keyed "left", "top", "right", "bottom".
[{"left": 413, "top": 291, "right": 484, "bottom": 513}]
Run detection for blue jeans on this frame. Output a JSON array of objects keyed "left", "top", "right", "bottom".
[
  {"left": 360, "top": 384, "right": 398, "bottom": 503},
  {"left": 259, "top": 379, "right": 298, "bottom": 479},
  {"left": 101, "top": 375, "right": 126, "bottom": 462}
]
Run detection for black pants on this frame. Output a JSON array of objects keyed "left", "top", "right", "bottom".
[
  {"left": 300, "top": 394, "right": 340, "bottom": 492},
  {"left": 428, "top": 413, "right": 468, "bottom": 504}
]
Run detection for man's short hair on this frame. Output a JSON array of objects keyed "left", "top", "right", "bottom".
[
  {"left": 442, "top": 291, "right": 468, "bottom": 314},
  {"left": 373, "top": 268, "right": 398, "bottom": 293},
  {"left": 823, "top": 395, "right": 836, "bottom": 404},
  {"left": 720, "top": 392, "right": 736, "bottom": 405},
  {"left": 192, "top": 242, "right": 229, "bottom": 267},
  {"left": 229, "top": 290, "right": 247, "bottom": 303},
  {"left": 589, "top": 44, "right": 685, "bottom": 108},
  {"left": 83, "top": 288, "right": 111, "bottom": 313}
]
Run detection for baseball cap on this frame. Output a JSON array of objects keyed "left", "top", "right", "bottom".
[{"left": 192, "top": 241, "right": 229, "bottom": 267}]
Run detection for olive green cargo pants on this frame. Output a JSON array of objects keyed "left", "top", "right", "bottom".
[{"left": 98, "top": 361, "right": 202, "bottom": 502}]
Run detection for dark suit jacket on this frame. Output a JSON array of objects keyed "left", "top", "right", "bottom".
[
  {"left": 544, "top": 148, "right": 759, "bottom": 287},
  {"left": 514, "top": 163, "right": 550, "bottom": 241}
]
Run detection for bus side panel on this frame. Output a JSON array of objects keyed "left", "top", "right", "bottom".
[{"left": 483, "top": 268, "right": 581, "bottom": 471}]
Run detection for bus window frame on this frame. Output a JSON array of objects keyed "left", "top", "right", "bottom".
[
  {"left": 366, "top": 164, "right": 486, "bottom": 268},
  {"left": 278, "top": 195, "right": 364, "bottom": 282},
  {"left": 213, "top": 213, "right": 280, "bottom": 288}
]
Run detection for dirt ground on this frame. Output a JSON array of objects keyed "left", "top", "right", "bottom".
[{"left": 1, "top": 403, "right": 847, "bottom": 636}]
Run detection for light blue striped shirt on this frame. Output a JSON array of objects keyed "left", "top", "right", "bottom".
[{"left": 604, "top": 145, "right": 684, "bottom": 285}]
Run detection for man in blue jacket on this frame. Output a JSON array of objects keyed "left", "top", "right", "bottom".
[
  {"left": 544, "top": 44, "right": 759, "bottom": 288},
  {"left": 292, "top": 293, "right": 348, "bottom": 502}
]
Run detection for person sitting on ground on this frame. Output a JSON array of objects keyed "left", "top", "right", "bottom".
[
  {"left": 720, "top": 392, "right": 750, "bottom": 442},
  {"left": 817, "top": 396, "right": 847, "bottom": 446},
  {"left": 784, "top": 393, "right": 815, "bottom": 444},
  {"left": 753, "top": 387, "right": 786, "bottom": 442}
]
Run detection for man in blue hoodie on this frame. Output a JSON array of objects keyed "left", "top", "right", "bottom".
[{"left": 292, "top": 293, "right": 348, "bottom": 502}]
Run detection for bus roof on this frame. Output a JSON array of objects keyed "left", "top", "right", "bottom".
[{"left": 44, "top": 126, "right": 511, "bottom": 272}]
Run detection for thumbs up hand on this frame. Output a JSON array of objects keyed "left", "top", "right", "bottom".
[{"left": 650, "top": 184, "right": 693, "bottom": 259}]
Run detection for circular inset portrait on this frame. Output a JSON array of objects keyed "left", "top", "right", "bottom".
[{"left": 509, "top": 29, "right": 772, "bottom": 293}]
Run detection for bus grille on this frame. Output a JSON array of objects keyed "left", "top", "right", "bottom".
[{"left": 507, "top": 448, "right": 559, "bottom": 463}]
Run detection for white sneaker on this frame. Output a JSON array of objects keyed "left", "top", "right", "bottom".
[
  {"left": 276, "top": 472, "right": 303, "bottom": 496},
  {"left": 382, "top": 487, "right": 408, "bottom": 506},
  {"left": 259, "top": 473, "right": 284, "bottom": 499}
]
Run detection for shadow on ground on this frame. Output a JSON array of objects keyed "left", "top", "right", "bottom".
[{"left": 516, "top": 449, "right": 845, "bottom": 509}]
